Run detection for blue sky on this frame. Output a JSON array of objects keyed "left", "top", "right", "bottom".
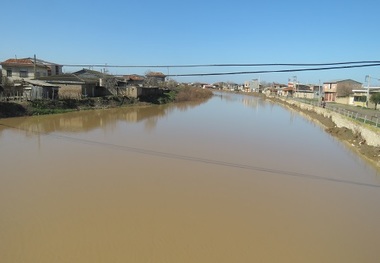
[{"left": 2, "top": 0, "right": 380, "bottom": 85}]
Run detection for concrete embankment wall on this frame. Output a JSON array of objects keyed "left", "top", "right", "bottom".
[{"left": 281, "top": 99, "right": 380, "bottom": 147}]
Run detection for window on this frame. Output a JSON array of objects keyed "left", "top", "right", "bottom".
[
  {"left": 19, "top": 70, "right": 28, "bottom": 78},
  {"left": 354, "top": 96, "right": 367, "bottom": 102},
  {"left": 7, "top": 69, "right": 12, "bottom": 77}
]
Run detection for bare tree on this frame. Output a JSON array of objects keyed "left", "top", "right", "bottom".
[
  {"left": 144, "top": 71, "right": 166, "bottom": 87},
  {"left": 144, "top": 71, "right": 156, "bottom": 86},
  {"left": 165, "top": 79, "right": 178, "bottom": 89},
  {"left": 336, "top": 82, "right": 358, "bottom": 97},
  {"left": 1, "top": 76, "right": 15, "bottom": 96}
]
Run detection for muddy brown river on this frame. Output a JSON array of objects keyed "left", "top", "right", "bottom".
[{"left": 1, "top": 92, "right": 380, "bottom": 262}]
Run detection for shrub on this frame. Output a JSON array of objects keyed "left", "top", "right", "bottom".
[{"left": 174, "top": 85, "right": 213, "bottom": 102}]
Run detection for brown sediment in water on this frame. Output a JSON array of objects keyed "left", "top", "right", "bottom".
[{"left": 1, "top": 91, "right": 380, "bottom": 263}]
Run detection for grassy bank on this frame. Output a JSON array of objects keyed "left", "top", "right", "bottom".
[{"left": 0, "top": 96, "right": 140, "bottom": 118}]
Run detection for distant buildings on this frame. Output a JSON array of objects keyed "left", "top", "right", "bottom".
[
  {"left": 0, "top": 56, "right": 378, "bottom": 110},
  {"left": 0, "top": 56, "right": 167, "bottom": 100}
]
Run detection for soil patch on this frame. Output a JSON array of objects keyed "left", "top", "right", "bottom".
[{"left": 0, "top": 102, "right": 28, "bottom": 118}]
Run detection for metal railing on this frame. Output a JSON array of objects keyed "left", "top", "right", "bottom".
[{"left": 294, "top": 98, "right": 380, "bottom": 128}]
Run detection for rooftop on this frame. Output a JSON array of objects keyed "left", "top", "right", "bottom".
[{"left": 0, "top": 57, "right": 60, "bottom": 68}]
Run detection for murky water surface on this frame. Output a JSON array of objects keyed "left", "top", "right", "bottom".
[{"left": 1, "top": 92, "right": 380, "bottom": 263}]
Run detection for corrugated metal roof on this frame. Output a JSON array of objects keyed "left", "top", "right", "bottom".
[
  {"left": 37, "top": 73, "right": 86, "bottom": 84},
  {"left": 24, "top": 79, "right": 59, "bottom": 87}
]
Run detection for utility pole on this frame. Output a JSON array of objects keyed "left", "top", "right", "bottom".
[
  {"left": 365, "top": 75, "right": 370, "bottom": 108},
  {"left": 258, "top": 75, "right": 260, "bottom": 92}
]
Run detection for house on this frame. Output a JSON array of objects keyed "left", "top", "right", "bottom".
[
  {"left": 202, "top": 84, "right": 215, "bottom": 89},
  {"left": 37, "top": 69, "right": 163, "bottom": 99},
  {"left": 263, "top": 87, "right": 277, "bottom": 96},
  {"left": 0, "top": 57, "right": 62, "bottom": 83},
  {"left": 122, "top": 73, "right": 164, "bottom": 98},
  {"left": 123, "top": 74, "right": 145, "bottom": 86},
  {"left": 37, "top": 73, "right": 89, "bottom": 99},
  {"left": 37, "top": 69, "right": 128, "bottom": 98},
  {"left": 244, "top": 81, "right": 251, "bottom": 92},
  {"left": 323, "top": 79, "right": 362, "bottom": 102},
  {"left": 190, "top": 82, "right": 208, "bottom": 89},
  {"left": 23, "top": 79, "right": 59, "bottom": 100},
  {"left": 73, "top": 68, "right": 127, "bottom": 96},
  {"left": 281, "top": 87, "right": 295, "bottom": 97},
  {"left": 244, "top": 80, "right": 261, "bottom": 92},
  {"left": 352, "top": 87, "right": 380, "bottom": 108},
  {"left": 272, "top": 83, "right": 288, "bottom": 96},
  {"left": 279, "top": 81, "right": 299, "bottom": 97},
  {"left": 145, "top": 71, "right": 166, "bottom": 86},
  {"left": 294, "top": 84, "right": 318, "bottom": 99}
]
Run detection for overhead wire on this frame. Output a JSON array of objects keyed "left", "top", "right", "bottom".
[
  {"left": 62, "top": 60, "right": 380, "bottom": 68},
  {"left": 61, "top": 60, "right": 380, "bottom": 77},
  {"left": 167, "top": 63, "right": 380, "bottom": 77}
]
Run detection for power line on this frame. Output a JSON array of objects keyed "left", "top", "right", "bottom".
[
  {"left": 61, "top": 61, "right": 380, "bottom": 77},
  {"left": 167, "top": 63, "right": 380, "bottom": 77},
  {"left": 62, "top": 60, "right": 380, "bottom": 69}
]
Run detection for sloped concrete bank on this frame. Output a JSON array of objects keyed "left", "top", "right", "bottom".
[{"left": 267, "top": 96, "right": 380, "bottom": 170}]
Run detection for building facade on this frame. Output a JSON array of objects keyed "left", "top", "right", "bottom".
[
  {"left": 0, "top": 57, "right": 63, "bottom": 84},
  {"left": 323, "top": 79, "right": 362, "bottom": 102}
]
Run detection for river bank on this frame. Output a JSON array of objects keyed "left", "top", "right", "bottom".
[
  {"left": 2, "top": 88, "right": 378, "bottom": 170},
  {"left": 215, "top": 90, "right": 380, "bottom": 170},
  {"left": 264, "top": 95, "right": 380, "bottom": 170},
  {"left": 0, "top": 86, "right": 213, "bottom": 119}
]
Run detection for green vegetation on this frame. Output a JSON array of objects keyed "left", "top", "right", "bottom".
[
  {"left": 0, "top": 85, "right": 213, "bottom": 118},
  {"left": 370, "top": 93, "right": 380, "bottom": 110},
  {"left": 157, "top": 90, "right": 177, "bottom": 104}
]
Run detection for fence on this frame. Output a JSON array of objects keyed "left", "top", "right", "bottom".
[
  {"left": 294, "top": 98, "right": 380, "bottom": 128},
  {"left": 0, "top": 92, "right": 24, "bottom": 102}
]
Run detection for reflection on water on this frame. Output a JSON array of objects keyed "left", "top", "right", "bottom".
[
  {"left": 1, "top": 93, "right": 380, "bottom": 263},
  {"left": 0, "top": 100, "right": 207, "bottom": 136}
]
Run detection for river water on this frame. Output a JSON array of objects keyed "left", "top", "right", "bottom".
[{"left": 1, "top": 92, "right": 380, "bottom": 263}]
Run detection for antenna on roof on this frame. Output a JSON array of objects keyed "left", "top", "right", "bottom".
[{"left": 34, "top": 54, "right": 37, "bottom": 78}]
